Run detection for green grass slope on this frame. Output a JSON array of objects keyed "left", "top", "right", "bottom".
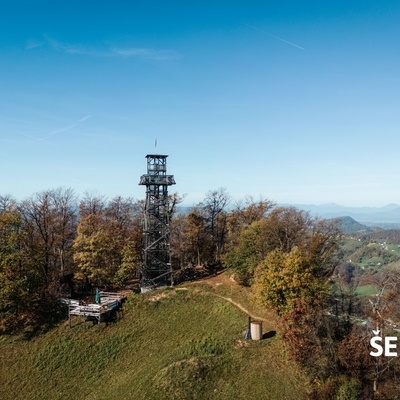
[{"left": 0, "top": 278, "right": 309, "bottom": 400}]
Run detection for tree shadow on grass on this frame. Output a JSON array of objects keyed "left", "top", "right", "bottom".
[{"left": 262, "top": 330, "right": 276, "bottom": 340}]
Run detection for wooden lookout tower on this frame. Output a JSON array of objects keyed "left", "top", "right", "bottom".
[{"left": 139, "top": 154, "right": 176, "bottom": 292}]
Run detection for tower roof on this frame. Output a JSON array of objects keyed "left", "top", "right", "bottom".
[{"left": 145, "top": 154, "right": 168, "bottom": 158}]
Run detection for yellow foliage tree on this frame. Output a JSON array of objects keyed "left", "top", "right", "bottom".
[
  {"left": 73, "top": 213, "right": 137, "bottom": 287},
  {"left": 254, "top": 247, "right": 328, "bottom": 315}
]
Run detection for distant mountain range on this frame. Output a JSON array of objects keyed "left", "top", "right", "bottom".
[
  {"left": 292, "top": 203, "right": 400, "bottom": 229},
  {"left": 177, "top": 203, "right": 400, "bottom": 230}
]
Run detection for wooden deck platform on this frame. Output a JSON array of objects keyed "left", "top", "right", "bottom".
[{"left": 63, "top": 291, "right": 127, "bottom": 326}]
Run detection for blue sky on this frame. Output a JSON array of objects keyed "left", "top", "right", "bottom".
[{"left": 1, "top": 1, "right": 400, "bottom": 207}]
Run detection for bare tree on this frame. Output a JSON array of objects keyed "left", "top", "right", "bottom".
[
  {"left": 79, "top": 191, "right": 106, "bottom": 217},
  {"left": 0, "top": 194, "right": 16, "bottom": 213},
  {"left": 20, "top": 188, "right": 78, "bottom": 296},
  {"left": 200, "top": 188, "right": 230, "bottom": 262}
]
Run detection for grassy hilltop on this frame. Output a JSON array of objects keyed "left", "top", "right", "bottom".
[{"left": 0, "top": 274, "right": 309, "bottom": 400}]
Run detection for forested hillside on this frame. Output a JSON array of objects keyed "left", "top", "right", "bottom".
[{"left": 1, "top": 188, "right": 400, "bottom": 399}]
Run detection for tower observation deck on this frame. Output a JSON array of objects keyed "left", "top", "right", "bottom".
[{"left": 139, "top": 154, "right": 176, "bottom": 292}]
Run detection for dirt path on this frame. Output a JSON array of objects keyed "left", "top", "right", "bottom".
[
  {"left": 211, "top": 293, "right": 269, "bottom": 322},
  {"left": 187, "top": 271, "right": 270, "bottom": 323}
]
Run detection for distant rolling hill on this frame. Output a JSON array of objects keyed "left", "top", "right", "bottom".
[
  {"left": 178, "top": 203, "right": 400, "bottom": 229},
  {"left": 329, "top": 216, "right": 372, "bottom": 234},
  {"left": 293, "top": 203, "right": 400, "bottom": 229}
]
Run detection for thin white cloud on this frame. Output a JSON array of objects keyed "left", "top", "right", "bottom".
[
  {"left": 44, "top": 35, "right": 99, "bottom": 56},
  {"left": 42, "top": 35, "right": 180, "bottom": 60},
  {"left": 25, "top": 39, "right": 43, "bottom": 50}
]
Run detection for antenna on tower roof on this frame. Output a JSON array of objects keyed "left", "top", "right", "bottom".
[{"left": 154, "top": 138, "right": 158, "bottom": 153}]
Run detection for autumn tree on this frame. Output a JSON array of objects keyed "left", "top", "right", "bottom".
[
  {"left": 0, "top": 190, "right": 79, "bottom": 333},
  {"left": 359, "top": 269, "right": 400, "bottom": 393},
  {"left": 225, "top": 206, "right": 339, "bottom": 284},
  {"left": 19, "top": 188, "right": 78, "bottom": 298},
  {"left": 170, "top": 213, "right": 191, "bottom": 267},
  {"left": 182, "top": 208, "right": 210, "bottom": 266},
  {"left": 225, "top": 196, "right": 274, "bottom": 249},
  {"left": 0, "top": 208, "right": 36, "bottom": 332},
  {"left": 336, "top": 325, "right": 374, "bottom": 394},
  {"left": 73, "top": 213, "right": 117, "bottom": 287},
  {"left": 254, "top": 247, "right": 328, "bottom": 315},
  {"left": 168, "top": 192, "right": 185, "bottom": 219},
  {"left": 169, "top": 195, "right": 273, "bottom": 279},
  {"left": 363, "top": 268, "right": 400, "bottom": 330},
  {"left": 170, "top": 190, "right": 229, "bottom": 269},
  {"left": 223, "top": 219, "right": 271, "bottom": 284},
  {"left": 106, "top": 196, "right": 144, "bottom": 263},
  {"left": 73, "top": 196, "right": 142, "bottom": 288},
  {"left": 253, "top": 244, "right": 348, "bottom": 381},
  {"left": 259, "top": 206, "right": 314, "bottom": 253},
  {"left": 225, "top": 206, "right": 342, "bottom": 384}
]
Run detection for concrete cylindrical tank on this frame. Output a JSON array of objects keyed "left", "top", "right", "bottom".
[{"left": 250, "top": 320, "right": 262, "bottom": 340}]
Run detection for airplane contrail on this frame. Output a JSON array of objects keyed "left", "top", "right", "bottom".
[
  {"left": 245, "top": 24, "right": 305, "bottom": 50},
  {"left": 22, "top": 115, "right": 91, "bottom": 143},
  {"left": 46, "top": 114, "right": 91, "bottom": 139}
]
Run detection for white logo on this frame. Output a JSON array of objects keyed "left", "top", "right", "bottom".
[{"left": 370, "top": 329, "right": 398, "bottom": 357}]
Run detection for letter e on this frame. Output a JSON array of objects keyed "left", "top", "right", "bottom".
[{"left": 385, "top": 337, "right": 398, "bottom": 357}]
